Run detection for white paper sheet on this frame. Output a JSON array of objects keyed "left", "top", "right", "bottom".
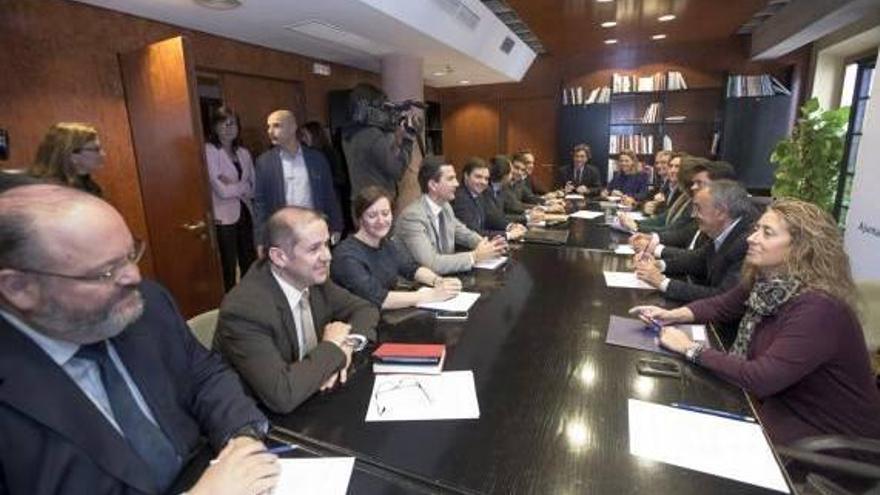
[
  {"left": 626, "top": 212, "right": 646, "bottom": 221},
  {"left": 685, "top": 324, "right": 708, "bottom": 342},
  {"left": 603, "top": 271, "right": 654, "bottom": 290},
  {"left": 366, "top": 370, "right": 480, "bottom": 422},
  {"left": 474, "top": 256, "right": 508, "bottom": 270},
  {"left": 628, "top": 399, "right": 789, "bottom": 493},
  {"left": 416, "top": 290, "right": 480, "bottom": 312},
  {"left": 614, "top": 245, "right": 636, "bottom": 255},
  {"left": 564, "top": 193, "right": 585, "bottom": 200},
  {"left": 570, "top": 210, "right": 604, "bottom": 220},
  {"left": 274, "top": 457, "right": 355, "bottom": 495}
]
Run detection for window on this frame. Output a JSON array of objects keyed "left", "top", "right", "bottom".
[{"left": 834, "top": 56, "right": 876, "bottom": 225}]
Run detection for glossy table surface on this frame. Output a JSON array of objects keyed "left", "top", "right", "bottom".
[{"left": 270, "top": 216, "right": 790, "bottom": 494}]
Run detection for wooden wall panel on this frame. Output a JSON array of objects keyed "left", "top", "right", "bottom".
[
  {"left": 442, "top": 101, "right": 501, "bottom": 170},
  {"left": 503, "top": 97, "right": 557, "bottom": 192},
  {"left": 221, "top": 73, "right": 305, "bottom": 157},
  {"left": 0, "top": 0, "right": 380, "bottom": 279}
]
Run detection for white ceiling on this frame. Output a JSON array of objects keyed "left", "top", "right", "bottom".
[{"left": 72, "top": 0, "right": 537, "bottom": 87}]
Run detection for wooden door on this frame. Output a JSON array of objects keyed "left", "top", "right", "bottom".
[
  {"left": 221, "top": 73, "right": 305, "bottom": 158},
  {"left": 119, "top": 36, "right": 223, "bottom": 318}
]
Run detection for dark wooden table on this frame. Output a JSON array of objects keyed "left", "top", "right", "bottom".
[{"left": 270, "top": 216, "right": 791, "bottom": 494}]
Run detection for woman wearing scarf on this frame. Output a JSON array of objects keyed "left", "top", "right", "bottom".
[{"left": 631, "top": 199, "right": 880, "bottom": 445}]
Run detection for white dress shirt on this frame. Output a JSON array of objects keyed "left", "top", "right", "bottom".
[
  {"left": 280, "top": 146, "right": 314, "bottom": 210},
  {"left": 271, "top": 269, "right": 314, "bottom": 359}
]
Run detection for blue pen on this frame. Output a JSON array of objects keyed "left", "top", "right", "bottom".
[
  {"left": 645, "top": 316, "right": 662, "bottom": 333},
  {"left": 267, "top": 444, "right": 299, "bottom": 455},
  {"left": 670, "top": 402, "right": 756, "bottom": 423}
]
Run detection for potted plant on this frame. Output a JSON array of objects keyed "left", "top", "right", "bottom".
[{"left": 770, "top": 97, "right": 849, "bottom": 213}]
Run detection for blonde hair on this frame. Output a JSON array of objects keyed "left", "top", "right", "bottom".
[
  {"left": 29, "top": 122, "right": 100, "bottom": 188},
  {"left": 744, "top": 198, "right": 857, "bottom": 309}
]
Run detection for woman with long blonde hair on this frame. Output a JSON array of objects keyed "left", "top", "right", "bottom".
[
  {"left": 632, "top": 199, "right": 880, "bottom": 445},
  {"left": 29, "top": 122, "right": 105, "bottom": 196}
]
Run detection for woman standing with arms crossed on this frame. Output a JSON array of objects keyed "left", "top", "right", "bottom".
[{"left": 205, "top": 106, "right": 257, "bottom": 291}]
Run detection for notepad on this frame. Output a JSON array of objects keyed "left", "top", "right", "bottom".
[
  {"left": 605, "top": 315, "right": 707, "bottom": 355},
  {"left": 564, "top": 193, "right": 585, "bottom": 200},
  {"left": 603, "top": 271, "right": 654, "bottom": 290},
  {"left": 570, "top": 210, "right": 604, "bottom": 220},
  {"left": 366, "top": 370, "right": 480, "bottom": 422},
  {"left": 628, "top": 399, "right": 789, "bottom": 493},
  {"left": 416, "top": 290, "right": 480, "bottom": 312},
  {"left": 614, "top": 245, "right": 636, "bottom": 255},
  {"left": 274, "top": 457, "right": 355, "bottom": 495},
  {"left": 474, "top": 256, "right": 507, "bottom": 270}
]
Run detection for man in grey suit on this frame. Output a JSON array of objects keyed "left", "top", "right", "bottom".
[
  {"left": 394, "top": 156, "right": 507, "bottom": 275},
  {"left": 214, "top": 207, "right": 379, "bottom": 414}
]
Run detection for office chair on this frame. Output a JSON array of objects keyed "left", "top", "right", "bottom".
[
  {"left": 187, "top": 309, "right": 219, "bottom": 349},
  {"left": 777, "top": 435, "right": 880, "bottom": 495}
]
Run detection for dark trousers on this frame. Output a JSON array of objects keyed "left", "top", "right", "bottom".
[{"left": 216, "top": 205, "right": 256, "bottom": 292}]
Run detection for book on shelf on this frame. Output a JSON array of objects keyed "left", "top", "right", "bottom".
[
  {"left": 562, "top": 85, "right": 611, "bottom": 106},
  {"left": 662, "top": 135, "right": 673, "bottom": 151},
  {"left": 642, "top": 102, "right": 662, "bottom": 123},
  {"left": 710, "top": 132, "right": 720, "bottom": 156},
  {"left": 609, "top": 134, "right": 654, "bottom": 155},
  {"left": 372, "top": 343, "right": 446, "bottom": 375},
  {"left": 726, "top": 74, "right": 791, "bottom": 98},
  {"left": 664, "top": 115, "right": 686, "bottom": 122},
  {"left": 612, "top": 71, "right": 688, "bottom": 94}
]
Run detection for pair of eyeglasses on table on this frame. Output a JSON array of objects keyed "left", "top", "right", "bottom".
[{"left": 372, "top": 377, "right": 434, "bottom": 417}]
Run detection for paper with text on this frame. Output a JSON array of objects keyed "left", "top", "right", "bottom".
[
  {"left": 603, "top": 271, "right": 654, "bottom": 290},
  {"left": 274, "top": 457, "right": 355, "bottom": 495},
  {"left": 416, "top": 290, "right": 480, "bottom": 312},
  {"left": 474, "top": 256, "right": 508, "bottom": 270},
  {"left": 614, "top": 245, "right": 636, "bottom": 255},
  {"left": 570, "top": 210, "right": 604, "bottom": 220},
  {"left": 628, "top": 399, "right": 788, "bottom": 493},
  {"left": 366, "top": 371, "right": 480, "bottom": 422}
]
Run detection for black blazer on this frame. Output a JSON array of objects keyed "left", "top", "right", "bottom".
[
  {"left": 662, "top": 215, "right": 754, "bottom": 304},
  {"left": 253, "top": 146, "right": 344, "bottom": 242},
  {"left": 452, "top": 187, "right": 507, "bottom": 236},
  {"left": 0, "top": 281, "right": 266, "bottom": 495},
  {"left": 214, "top": 261, "right": 379, "bottom": 414},
  {"left": 556, "top": 163, "right": 601, "bottom": 190}
]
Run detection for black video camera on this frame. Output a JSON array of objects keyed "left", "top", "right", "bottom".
[{"left": 351, "top": 98, "right": 425, "bottom": 134}]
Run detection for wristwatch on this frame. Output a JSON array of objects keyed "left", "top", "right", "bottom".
[{"left": 685, "top": 342, "right": 705, "bottom": 363}]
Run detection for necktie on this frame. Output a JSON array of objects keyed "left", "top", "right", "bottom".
[
  {"left": 76, "top": 342, "right": 179, "bottom": 492},
  {"left": 299, "top": 289, "right": 318, "bottom": 359},
  {"left": 437, "top": 212, "right": 450, "bottom": 253},
  {"left": 575, "top": 167, "right": 582, "bottom": 184}
]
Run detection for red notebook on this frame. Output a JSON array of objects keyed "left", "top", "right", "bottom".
[{"left": 372, "top": 343, "right": 446, "bottom": 374}]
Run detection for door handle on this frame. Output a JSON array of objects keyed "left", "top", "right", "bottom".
[{"left": 181, "top": 220, "right": 206, "bottom": 233}]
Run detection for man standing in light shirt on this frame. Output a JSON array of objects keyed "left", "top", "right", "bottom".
[
  {"left": 394, "top": 156, "right": 507, "bottom": 275},
  {"left": 253, "top": 110, "right": 343, "bottom": 250}
]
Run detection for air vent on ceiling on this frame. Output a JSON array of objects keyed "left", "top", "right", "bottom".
[
  {"left": 284, "top": 21, "right": 391, "bottom": 56},
  {"left": 431, "top": 0, "right": 481, "bottom": 30},
  {"left": 500, "top": 36, "right": 515, "bottom": 54},
  {"left": 480, "top": 0, "right": 545, "bottom": 54}
]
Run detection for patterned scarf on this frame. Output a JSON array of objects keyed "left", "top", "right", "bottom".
[{"left": 729, "top": 276, "right": 802, "bottom": 357}]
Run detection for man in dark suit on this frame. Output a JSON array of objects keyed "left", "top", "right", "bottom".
[
  {"left": 0, "top": 185, "right": 278, "bottom": 495},
  {"left": 634, "top": 180, "right": 755, "bottom": 343},
  {"left": 555, "top": 143, "right": 601, "bottom": 195},
  {"left": 214, "top": 206, "right": 379, "bottom": 414},
  {"left": 253, "top": 109, "right": 343, "bottom": 248},
  {"left": 452, "top": 157, "right": 526, "bottom": 240}
]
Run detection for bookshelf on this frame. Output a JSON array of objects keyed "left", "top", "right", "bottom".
[{"left": 425, "top": 101, "right": 443, "bottom": 155}]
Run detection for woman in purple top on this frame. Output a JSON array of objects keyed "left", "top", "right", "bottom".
[
  {"left": 632, "top": 199, "right": 880, "bottom": 446},
  {"left": 602, "top": 149, "right": 649, "bottom": 205}
]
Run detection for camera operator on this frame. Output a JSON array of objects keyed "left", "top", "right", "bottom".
[{"left": 341, "top": 84, "right": 419, "bottom": 207}]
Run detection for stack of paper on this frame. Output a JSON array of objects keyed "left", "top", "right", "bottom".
[
  {"left": 416, "top": 290, "right": 480, "bottom": 312},
  {"left": 474, "top": 256, "right": 507, "bottom": 270},
  {"left": 570, "top": 210, "right": 604, "bottom": 220},
  {"left": 275, "top": 457, "right": 355, "bottom": 495},
  {"left": 366, "top": 370, "right": 481, "bottom": 422},
  {"left": 603, "top": 271, "right": 654, "bottom": 290},
  {"left": 628, "top": 399, "right": 789, "bottom": 493}
]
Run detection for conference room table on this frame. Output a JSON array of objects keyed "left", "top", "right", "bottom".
[{"left": 269, "top": 213, "right": 792, "bottom": 494}]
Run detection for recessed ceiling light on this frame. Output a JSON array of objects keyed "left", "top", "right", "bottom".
[
  {"left": 459, "top": 80, "right": 471, "bottom": 85},
  {"left": 432, "top": 71, "right": 446, "bottom": 77},
  {"left": 604, "top": 39, "right": 618, "bottom": 44},
  {"left": 596, "top": 0, "right": 614, "bottom": 3},
  {"left": 601, "top": 21, "right": 617, "bottom": 28},
  {"left": 193, "top": 0, "right": 241, "bottom": 10},
  {"left": 658, "top": 14, "right": 676, "bottom": 22},
  {"left": 651, "top": 34, "right": 667, "bottom": 40}
]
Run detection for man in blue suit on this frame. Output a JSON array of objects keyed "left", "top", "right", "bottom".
[
  {"left": 254, "top": 109, "right": 343, "bottom": 250},
  {"left": 0, "top": 184, "right": 279, "bottom": 494}
]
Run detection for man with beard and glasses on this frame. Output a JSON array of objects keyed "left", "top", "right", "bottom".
[{"left": 0, "top": 184, "right": 280, "bottom": 495}]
